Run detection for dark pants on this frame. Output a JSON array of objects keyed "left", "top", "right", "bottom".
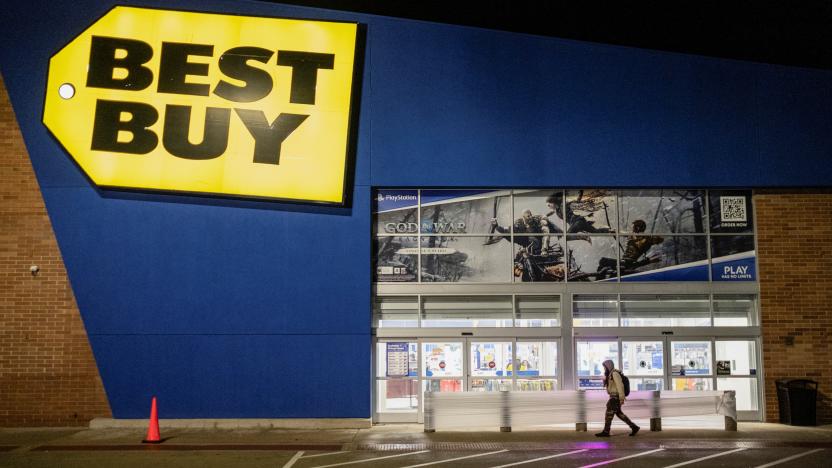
[{"left": 603, "top": 396, "right": 637, "bottom": 432}]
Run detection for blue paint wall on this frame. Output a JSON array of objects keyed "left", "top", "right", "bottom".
[{"left": 1, "top": 0, "right": 831, "bottom": 418}]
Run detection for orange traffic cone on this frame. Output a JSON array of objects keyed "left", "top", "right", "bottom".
[{"left": 142, "top": 396, "right": 162, "bottom": 444}]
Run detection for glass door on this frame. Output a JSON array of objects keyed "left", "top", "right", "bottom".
[
  {"left": 422, "top": 341, "right": 465, "bottom": 393},
  {"left": 375, "top": 339, "right": 420, "bottom": 423},
  {"left": 468, "top": 340, "right": 513, "bottom": 391},
  {"left": 669, "top": 339, "right": 713, "bottom": 391},
  {"left": 715, "top": 339, "right": 761, "bottom": 420},
  {"left": 575, "top": 340, "right": 619, "bottom": 390},
  {"left": 621, "top": 339, "right": 665, "bottom": 391},
  {"left": 376, "top": 337, "right": 560, "bottom": 422}
]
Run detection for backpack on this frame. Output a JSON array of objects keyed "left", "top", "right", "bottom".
[{"left": 615, "top": 370, "right": 631, "bottom": 397}]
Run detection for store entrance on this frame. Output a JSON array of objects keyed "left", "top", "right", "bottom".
[
  {"left": 374, "top": 337, "right": 559, "bottom": 423},
  {"left": 575, "top": 336, "right": 761, "bottom": 420}
]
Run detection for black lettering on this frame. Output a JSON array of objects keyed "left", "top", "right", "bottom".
[
  {"left": 157, "top": 42, "right": 213, "bottom": 96},
  {"left": 213, "top": 47, "right": 274, "bottom": 103},
  {"left": 235, "top": 109, "right": 308, "bottom": 165},
  {"left": 162, "top": 105, "right": 230, "bottom": 160},
  {"left": 276, "top": 51, "right": 334, "bottom": 104},
  {"left": 86, "top": 36, "right": 153, "bottom": 90},
  {"left": 91, "top": 99, "right": 159, "bottom": 154}
]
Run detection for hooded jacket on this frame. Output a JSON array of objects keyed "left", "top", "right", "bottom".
[{"left": 603, "top": 360, "right": 626, "bottom": 400}]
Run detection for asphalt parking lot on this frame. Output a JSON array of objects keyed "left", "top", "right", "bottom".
[
  {"left": 0, "top": 445, "right": 828, "bottom": 468},
  {"left": 1, "top": 422, "right": 830, "bottom": 468}
]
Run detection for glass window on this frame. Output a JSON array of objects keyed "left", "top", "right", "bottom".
[
  {"left": 715, "top": 341, "right": 757, "bottom": 376},
  {"left": 421, "top": 296, "right": 513, "bottom": 327},
  {"left": 373, "top": 297, "right": 418, "bottom": 328},
  {"left": 576, "top": 341, "right": 619, "bottom": 380},
  {"left": 717, "top": 378, "right": 759, "bottom": 411},
  {"left": 618, "top": 190, "right": 706, "bottom": 234},
  {"left": 376, "top": 380, "right": 419, "bottom": 413},
  {"left": 630, "top": 378, "right": 664, "bottom": 392},
  {"left": 620, "top": 295, "right": 710, "bottom": 327},
  {"left": 470, "top": 342, "right": 512, "bottom": 377},
  {"left": 672, "top": 378, "right": 713, "bottom": 391},
  {"left": 469, "top": 379, "right": 513, "bottom": 392},
  {"left": 516, "top": 296, "right": 560, "bottom": 327},
  {"left": 713, "top": 295, "right": 758, "bottom": 326},
  {"left": 516, "top": 379, "right": 558, "bottom": 391},
  {"left": 423, "top": 380, "right": 463, "bottom": 393},
  {"left": 671, "top": 341, "right": 712, "bottom": 376},
  {"left": 622, "top": 341, "right": 664, "bottom": 376},
  {"left": 573, "top": 295, "right": 617, "bottom": 327},
  {"left": 422, "top": 342, "right": 463, "bottom": 377},
  {"left": 420, "top": 236, "right": 511, "bottom": 283},
  {"left": 566, "top": 236, "right": 619, "bottom": 282},
  {"left": 516, "top": 341, "right": 558, "bottom": 377}
]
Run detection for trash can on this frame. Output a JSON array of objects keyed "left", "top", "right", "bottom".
[{"left": 776, "top": 379, "right": 818, "bottom": 426}]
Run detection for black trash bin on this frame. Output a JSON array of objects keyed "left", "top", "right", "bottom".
[{"left": 776, "top": 379, "right": 818, "bottom": 426}]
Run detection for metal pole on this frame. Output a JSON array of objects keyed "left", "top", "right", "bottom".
[
  {"left": 650, "top": 390, "right": 662, "bottom": 431},
  {"left": 423, "top": 390, "right": 435, "bottom": 433},
  {"left": 575, "top": 390, "right": 587, "bottom": 432},
  {"left": 500, "top": 390, "right": 512, "bottom": 432},
  {"left": 724, "top": 390, "right": 738, "bottom": 431}
]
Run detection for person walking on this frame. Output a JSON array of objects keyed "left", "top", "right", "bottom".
[{"left": 596, "top": 359, "right": 640, "bottom": 437}]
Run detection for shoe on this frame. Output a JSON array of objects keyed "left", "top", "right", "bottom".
[
  {"left": 595, "top": 432, "right": 610, "bottom": 437},
  {"left": 629, "top": 426, "right": 640, "bottom": 436}
]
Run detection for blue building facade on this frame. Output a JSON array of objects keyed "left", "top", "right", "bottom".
[{"left": 1, "top": 0, "right": 831, "bottom": 420}]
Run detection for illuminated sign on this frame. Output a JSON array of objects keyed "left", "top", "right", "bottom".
[{"left": 43, "top": 6, "right": 360, "bottom": 204}]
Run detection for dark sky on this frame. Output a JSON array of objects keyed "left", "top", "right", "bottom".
[{"left": 270, "top": 1, "right": 832, "bottom": 70}]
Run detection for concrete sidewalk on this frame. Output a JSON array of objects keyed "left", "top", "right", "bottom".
[{"left": 2, "top": 422, "right": 832, "bottom": 451}]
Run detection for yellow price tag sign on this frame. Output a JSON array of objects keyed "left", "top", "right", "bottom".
[{"left": 43, "top": 6, "right": 359, "bottom": 204}]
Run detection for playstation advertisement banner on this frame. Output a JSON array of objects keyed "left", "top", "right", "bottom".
[{"left": 373, "top": 189, "right": 756, "bottom": 282}]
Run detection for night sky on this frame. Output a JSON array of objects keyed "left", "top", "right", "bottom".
[{"left": 271, "top": 1, "right": 832, "bottom": 70}]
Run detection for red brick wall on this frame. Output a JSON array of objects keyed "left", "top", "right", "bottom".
[
  {"left": 757, "top": 190, "right": 832, "bottom": 424},
  {"left": 0, "top": 76, "right": 111, "bottom": 426}
]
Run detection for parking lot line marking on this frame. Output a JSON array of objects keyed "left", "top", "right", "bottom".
[
  {"left": 402, "top": 449, "right": 508, "bottom": 467},
  {"left": 753, "top": 448, "right": 824, "bottom": 468},
  {"left": 302, "top": 451, "right": 349, "bottom": 459},
  {"left": 283, "top": 451, "right": 305, "bottom": 468},
  {"left": 579, "top": 448, "right": 665, "bottom": 468},
  {"left": 662, "top": 448, "right": 746, "bottom": 467},
  {"left": 490, "top": 449, "right": 588, "bottom": 467},
  {"left": 312, "top": 450, "right": 430, "bottom": 468}
]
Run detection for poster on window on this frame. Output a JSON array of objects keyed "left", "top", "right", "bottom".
[
  {"left": 421, "top": 236, "right": 510, "bottom": 282},
  {"left": 709, "top": 190, "right": 753, "bottom": 233},
  {"left": 566, "top": 236, "right": 618, "bottom": 282},
  {"left": 512, "top": 236, "right": 565, "bottom": 282},
  {"left": 512, "top": 190, "right": 565, "bottom": 233},
  {"left": 420, "top": 190, "right": 511, "bottom": 234},
  {"left": 374, "top": 189, "right": 419, "bottom": 235},
  {"left": 711, "top": 235, "right": 756, "bottom": 281},
  {"left": 565, "top": 190, "right": 617, "bottom": 233},
  {"left": 374, "top": 236, "right": 418, "bottom": 282},
  {"left": 619, "top": 190, "right": 706, "bottom": 234},
  {"left": 386, "top": 342, "right": 410, "bottom": 377},
  {"left": 619, "top": 235, "right": 709, "bottom": 281}
]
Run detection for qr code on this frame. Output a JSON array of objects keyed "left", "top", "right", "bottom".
[{"left": 720, "top": 196, "right": 747, "bottom": 222}]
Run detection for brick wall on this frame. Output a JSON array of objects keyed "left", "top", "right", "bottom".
[
  {"left": 757, "top": 189, "right": 832, "bottom": 424},
  {"left": 0, "top": 76, "right": 111, "bottom": 426}
]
